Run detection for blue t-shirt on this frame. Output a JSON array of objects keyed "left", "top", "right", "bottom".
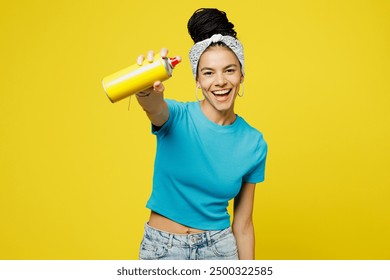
[{"left": 146, "top": 100, "right": 267, "bottom": 230}]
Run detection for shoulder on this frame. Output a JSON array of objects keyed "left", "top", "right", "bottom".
[
  {"left": 165, "top": 99, "right": 197, "bottom": 111},
  {"left": 237, "top": 117, "right": 265, "bottom": 140},
  {"left": 164, "top": 99, "right": 200, "bottom": 120},
  {"left": 236, "top": 116, "right": 268, "bottom": 153},
  {"left": 153, "top": 100, "right": 197, "bottom": 134}
]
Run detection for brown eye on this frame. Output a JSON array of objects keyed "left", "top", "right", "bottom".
[{"left": 226, "top": 66, "right": 238, "bottom": 74}]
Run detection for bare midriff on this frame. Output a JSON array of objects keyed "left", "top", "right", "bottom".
[{"left": 148, "top": 211, "right": 205, "bottom": 234}]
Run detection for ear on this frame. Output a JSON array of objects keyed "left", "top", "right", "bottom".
[
  {"left": 196, "top": 81, "right": 201, "bottom": 88},
  {"left": 240, "top": 75, "right": 244, "bottom": 84}
]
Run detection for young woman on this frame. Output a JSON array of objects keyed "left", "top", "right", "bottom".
[{"left": 135, "top": 8, "right": 267, "bottom": 260}]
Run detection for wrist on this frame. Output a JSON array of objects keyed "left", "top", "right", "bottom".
[{"left": 136, "top": 91, "right": 151, "bottom": 97}]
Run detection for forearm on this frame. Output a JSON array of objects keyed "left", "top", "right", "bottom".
[
  {"left": 232, "top": 221, "right": 255, "bottom": 260},
  {"left": 136, "top": 91, "right": 169, "bottom": 127}
]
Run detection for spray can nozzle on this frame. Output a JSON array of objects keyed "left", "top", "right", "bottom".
[{"left": 169, "top": 56, "right": 181, "bottom": 68}]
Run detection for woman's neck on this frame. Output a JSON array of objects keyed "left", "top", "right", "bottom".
[{"left": 200, "top": 100, "right": 237, "bottom": 126}]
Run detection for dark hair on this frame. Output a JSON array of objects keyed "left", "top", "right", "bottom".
[{"left": 187, "top": 8, "right": 237, "bottom": 43}]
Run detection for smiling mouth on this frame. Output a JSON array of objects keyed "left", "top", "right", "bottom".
[{"left": 212, "top": 89, "right": 231, "bottom": 97}]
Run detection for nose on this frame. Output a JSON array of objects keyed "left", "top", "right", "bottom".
[{"left": 214, "top": 72, "right": 227, "bottom": 86}]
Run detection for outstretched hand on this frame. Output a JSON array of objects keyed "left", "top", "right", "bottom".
[{"left": 136, "top": 48, "right": 168, "bottom": 96}]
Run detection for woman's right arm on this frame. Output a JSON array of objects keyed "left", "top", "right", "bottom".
[{"left": 135, "top": 48, "right": 170, "bottom": 127}]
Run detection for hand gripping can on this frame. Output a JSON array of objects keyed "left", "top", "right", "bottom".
[{"left": 102, "top": 55, "right": 181, "bottom": 103}]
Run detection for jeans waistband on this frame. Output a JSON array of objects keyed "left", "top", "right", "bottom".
[{"left": 144, "top": 223, "right": 232, "bottom": 248}]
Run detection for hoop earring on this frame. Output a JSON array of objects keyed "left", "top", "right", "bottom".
[{"left": 238, "top": 83, "right": 245, "bottom": 97}]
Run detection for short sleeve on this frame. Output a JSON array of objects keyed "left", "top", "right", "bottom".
[{"left": 243, "top": 137, "right": 268, "bottom": 184}]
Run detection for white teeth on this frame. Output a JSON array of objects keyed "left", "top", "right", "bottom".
[{"left": 213, "top": 89, "right": 230, "bottom": 95}]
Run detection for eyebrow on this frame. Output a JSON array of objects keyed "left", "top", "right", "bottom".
[{"left": 200, "top": 64, "right": 238, "bottom": 72}]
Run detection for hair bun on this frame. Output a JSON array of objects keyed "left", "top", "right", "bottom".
[{"left": 187, "top": 8, "right": 237, "bottom": 43}]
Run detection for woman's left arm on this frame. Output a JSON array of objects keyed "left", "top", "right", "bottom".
[{"left": 232, "top": 182, "right": 256, "bottom": 260}]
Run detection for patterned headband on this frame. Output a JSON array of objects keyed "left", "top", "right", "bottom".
[{"left": 188, "top": 34, "right": 245, "bottom": 79}]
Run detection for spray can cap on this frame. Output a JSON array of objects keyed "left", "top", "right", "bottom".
[{"left": 169, "top": 56, "right": 181, "bottom": 68}]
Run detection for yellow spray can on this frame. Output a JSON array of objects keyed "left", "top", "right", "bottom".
[{"left": 102, "top": 55, "right": 181, "bottom": 103}]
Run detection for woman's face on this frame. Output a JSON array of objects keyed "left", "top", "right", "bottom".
[{"left": 197, "top": 46, "right": 243, "bottom": 116}]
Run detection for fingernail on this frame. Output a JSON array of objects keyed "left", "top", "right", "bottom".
[
  {"left": 148, "top": 51, "right": 154, "bottom": 62},
  {"left": 137, "top": 55, "right": 144, "bottom": 65}
]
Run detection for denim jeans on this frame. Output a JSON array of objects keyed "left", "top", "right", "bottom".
[{"left": 139, "top": 223, "right": 239, "bottom": 260}]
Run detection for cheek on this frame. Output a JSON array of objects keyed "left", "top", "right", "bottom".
[
  {"left": 198, "top": 79, "right": 213, "bottom": 91},
  {"left": 235, "top": 74, "right": 244, "bottom": 84},
  {"left": 229, "top": 77, "right": 243, "bottom": 88}
]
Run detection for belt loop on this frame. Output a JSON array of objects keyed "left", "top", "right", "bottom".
[
  {"left": 206, "top": 231, "right": 212, "bottom": 247},
  {"left": 167, "top": 233, "right": 174, "bottom": 248}
]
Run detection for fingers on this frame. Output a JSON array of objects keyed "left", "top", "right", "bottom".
[
  {"left": 147, "top": 50, "right": 154, "bottom": 62},
  {"left": 153, "top": 81, "right": 165, "bottom": 93},
  {"left": 137, "top": 48, "right": 169, "bottom": 65},
  {"left": 160, "top": 48, "right": 168, "bottom": 58},
  {"left": 148, "top": 48, "right": 168, "bottom": 60},
  {"left": 136, "top": 51, "right": 154, "bottom": 65},
  {"left": 137, "top": 54, "right": 144, "bottom": 65}
]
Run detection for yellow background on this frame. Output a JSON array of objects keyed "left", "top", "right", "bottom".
[{"left": 1, "top": 0, "right": 389, "bottom": 260}]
